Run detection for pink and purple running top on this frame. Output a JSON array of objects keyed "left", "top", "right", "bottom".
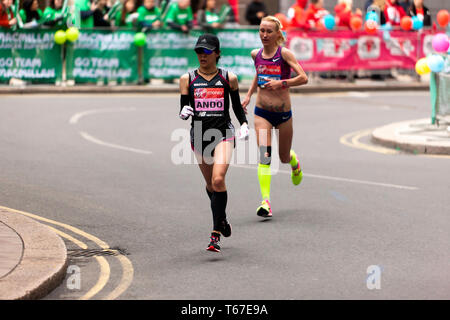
[{"left": 254, "top": 46, "right": 291, "bottom": 88}]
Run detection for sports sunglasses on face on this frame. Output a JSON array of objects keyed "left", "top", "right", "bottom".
[{"left": 195, "top": 48, "right": 214, "bottom": 55}]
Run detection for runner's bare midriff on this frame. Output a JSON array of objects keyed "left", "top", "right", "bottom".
[{"left": 256, "top": 87, "right": 291, "bottom": 113}]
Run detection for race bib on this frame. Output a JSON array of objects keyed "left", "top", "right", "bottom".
[
  {"left": 194, "top": 88, "right": 225, "bottom": 113},
  {"left": 257, "top": 65, "right": 281, "bottom": 86}
]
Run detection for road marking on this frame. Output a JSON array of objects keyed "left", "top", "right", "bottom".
[
  {"left": 0, "top": 205, "right": 134, "bottom": 300},
  {"left": 79, "top": 131, "right": 152, "bottom": 155},
  {"left": 340, "top": 129, "right": 400, "bottom": 155},
  {"left": 45, "top": 225, "right": 111, "bottom": 300},
  {"left": 231, "top": 164, "right": 418, "bottom": 190},
  {"left": 81, "top": 256, "right": 111, "bottom": 300},
  {"left": 104, "top": 254, "right": 134, "bottom": 300},
  {"left": 69, "top": 107, "right": 136, "bottom": 125},
  {"left": 341, "top": 129, "right": 450, "bottom": 159},
  {"left": 70, "top": 108, "right": 152, "bottom": 155}
]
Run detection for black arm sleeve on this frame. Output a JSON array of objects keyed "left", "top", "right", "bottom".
[
  {"left": 180, "top": 94, "right": 190, "bottom": 115},
  {"left": 230, "top": 89, "right": 247, "bottom": 125}
]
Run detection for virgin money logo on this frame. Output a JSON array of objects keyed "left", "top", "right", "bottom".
[
  {"left": 289, "top": 37, "right": 314, "bottom": 61},
  {"left": 358, "top": 36, "right": 381, "bottom": 60}
]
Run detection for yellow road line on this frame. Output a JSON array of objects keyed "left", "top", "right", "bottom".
[
  {"left": 340, "top": 129, "right": 450, "bottom": 159},
  {"left": 47, "top": 225, "right": 110, "bottom": 300},
  {"left": 0, "top": 205, "right": 134, "bottom": 300},
  {"left": 340, "top": 129, "right": 399, "bottom": 155},
  {"left": 104, "top": 254, "right": 134, "bottom": 300},
  {"left": 47, "top": 225, "right": 88, "bottom": 250},
  {"left": 80, "top": 256, "right": 110, "bottom": 300}
]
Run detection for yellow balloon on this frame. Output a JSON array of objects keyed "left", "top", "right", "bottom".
[
  {"left": 415, "top": 58, "right": 431, "bottom": 75},
  {"left": 66, "top": 27, "right": 79, "bottom": 42}
]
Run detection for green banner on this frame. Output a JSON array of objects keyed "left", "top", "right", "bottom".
[
  {"left": 66, "top": 29, "right": 139, "bottom": 83},
  {"left": 0, "top": 29, "right": 63, "bottom": 83},
  {"left": 143, "top": 29, "right": 260, "bottom": 80}
]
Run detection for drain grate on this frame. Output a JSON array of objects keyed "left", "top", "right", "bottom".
[{"left": 67, "top": 247, "right": 128, "bottom": 258}]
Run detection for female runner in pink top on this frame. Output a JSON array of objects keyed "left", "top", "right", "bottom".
[{"left": 242, "top": 15, "right": 308, "bottom": 218}]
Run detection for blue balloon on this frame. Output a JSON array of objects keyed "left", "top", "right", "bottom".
[
  {"left": 383, "top": 30, "right": 391, "bottom": 41},
  {"left": 427, "top": 54, "right": 445, "bottom": 73},
  {"left": 412, "top": 16, "right": 423, "bottom": 30},
  {"left": 323, "top": 14, "right": 335, "bottom": 30},
  {"left": 366, "top": 11, "right": 379, "bottom": 23}
]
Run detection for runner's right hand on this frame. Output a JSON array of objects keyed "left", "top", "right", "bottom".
[{"left": 179, "top": 105, "right": 194, "bottom": 120}]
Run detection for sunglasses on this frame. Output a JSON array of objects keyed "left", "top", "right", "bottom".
[{"left": 195, "top": 48, "right": 214, "bottom": 55}]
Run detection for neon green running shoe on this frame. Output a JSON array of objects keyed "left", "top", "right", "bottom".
[
  {"left": 290, "top": 151, "right": 303, "bottom": 186},
  {"left": 291, "top": 163, "right": 303, "bottom": 186},
  {"left": 256, "top": 199, "right": 272, "bottom": 218}
]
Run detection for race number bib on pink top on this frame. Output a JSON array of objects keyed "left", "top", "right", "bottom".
[
  {"left": 257, "top": 65, "right": 281, "bottom": 86},
  {"left": 194, "top": 88, "right": 225, "bottom": 112}
]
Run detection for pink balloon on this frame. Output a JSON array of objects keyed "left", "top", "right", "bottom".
[{"left": 432, "top": 33, "right": 450, "bottom": 53}]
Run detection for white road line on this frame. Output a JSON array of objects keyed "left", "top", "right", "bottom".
[
  {"left": 69, "top": 107, "right": 136, "bottom": 125},
  {"left": 231, "top": 164, "right": 418, "bottom": 191},
  {"left": 79, "top": 131, "right": 152, "bottom": 155}
]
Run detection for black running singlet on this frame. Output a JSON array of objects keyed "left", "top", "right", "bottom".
[{"left": 188, "top": 68, "right": 231, "bottom": 130}]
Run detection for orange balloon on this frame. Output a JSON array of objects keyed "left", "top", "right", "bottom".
[
  {"left": 350, "top": 16, "right": 363, "bottom": 31},
  {"left": 274, "top": 13, "right": 289, "bottom": 30},
  {"left": 437, "top": 10, "right": 449, "bottom": 28},
  {"left": 365, "top": 20, "right": 377, "bottom": 34},
  {"left": 400, "top": 16, "right": 412, "bottom": 30}
]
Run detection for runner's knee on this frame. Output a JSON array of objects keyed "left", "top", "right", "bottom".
[{"left": 212, "top": 175, "right": 226, "bottom": 191}]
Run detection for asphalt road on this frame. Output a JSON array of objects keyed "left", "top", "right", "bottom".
[{"left": 0, "top": 91, "right": 448, "bottom": 300}]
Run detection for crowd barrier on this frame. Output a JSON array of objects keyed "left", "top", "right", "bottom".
[{"left": 0, "top": 27, "right": 445, "bottom": 84}]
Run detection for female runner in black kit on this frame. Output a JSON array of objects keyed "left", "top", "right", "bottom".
[{"left": 179, "top": 34, "right": 249, "bottom": 252}]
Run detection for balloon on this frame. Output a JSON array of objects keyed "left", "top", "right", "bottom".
[
  {"left": 432, "top": 33, "right": 450, "bottom": 53},
  {"left": 436, "top": 9, "right": 449, "bottom": 28},
  {"left": 400, "top": 16, "right": 412, "bottom": 31},
  {"left": 427, "top": 54, "right": 445, "bottom": 73},
  {"left": 383, "top": 30, "right": 391, "bottom": 41},
  {"left": 364, "top": 20, "right": 377, "bottom": 34},
  {"left": 350, "top": 16, "right": 362, "bottom": 31},
  {"left": 134, "top": 32, "right": 146, "bottom": 47},
  {"left": 412, "top": 16, "right": 423, "bottom": 30},
  {"left": 366, "top": 11, "right": 378, "bottom": 23},
  {"left": 323, "top": 14, "right": 335, "bottom": 30},
  {"left": 415, "top": 58, "right": 431, "bottom": 75},
  {"left": 54, "top": 30, "right": 66, "bottom": 45},
  {"left": 274, "top": 13, "right": 289, "bottom": 30},
  {"left": 65, "top": 27, "right": 79, "bottom": 42}
]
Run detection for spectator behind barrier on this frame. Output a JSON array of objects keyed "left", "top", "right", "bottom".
[
  {"left": 197, "top": 0, "right": 222, "bottom": 32},
  {"left": 0, "top": 0, "right": 17, "bottom": 28},
  {"left": 42, "top": 0, "right": 69, "bottom": 28},
  {"left": 399, "top": 0, "right": 410, "bottom": 13},
  {"left": 19, "top": 0, "right": 42, "bottom": 28},
  {"left": 287, "top": 0, "right": 308, "bottom": 29},
  {"left": 164, "top": 0, "right": 193, "bottom": 33},
  {"left": 93, "top": 0, "right": 111, "bottom": 27},
  {"left": 75, "top": 0, "right": 97, "bottom": 28},
  {"left": 366, "top": 0, "right": 387, "bottom": 25},
  {"left": 137, "top": 0, "right": 161, "bottom": 30},
  {"left": 304, "top": 0, "right": 329, "bottom": 30},
  {"left": 334, "top": 0, "right": 362, "bottom": 30},
  {"left": 407, "top": 0, "right": 431, "bottom": 27},
  {"left": 115, "top": 0, "right": 138, "bottom": 28},
  {"left": 245, "top": 0, "right": 267, "bottom": 25},
  {"left": 384, "top": 0, "right": 406, "bottom": 26}
]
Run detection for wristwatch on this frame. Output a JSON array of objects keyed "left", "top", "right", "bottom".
[{"left": 281, "top": 80, "right": 288, "bottom": 89}]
